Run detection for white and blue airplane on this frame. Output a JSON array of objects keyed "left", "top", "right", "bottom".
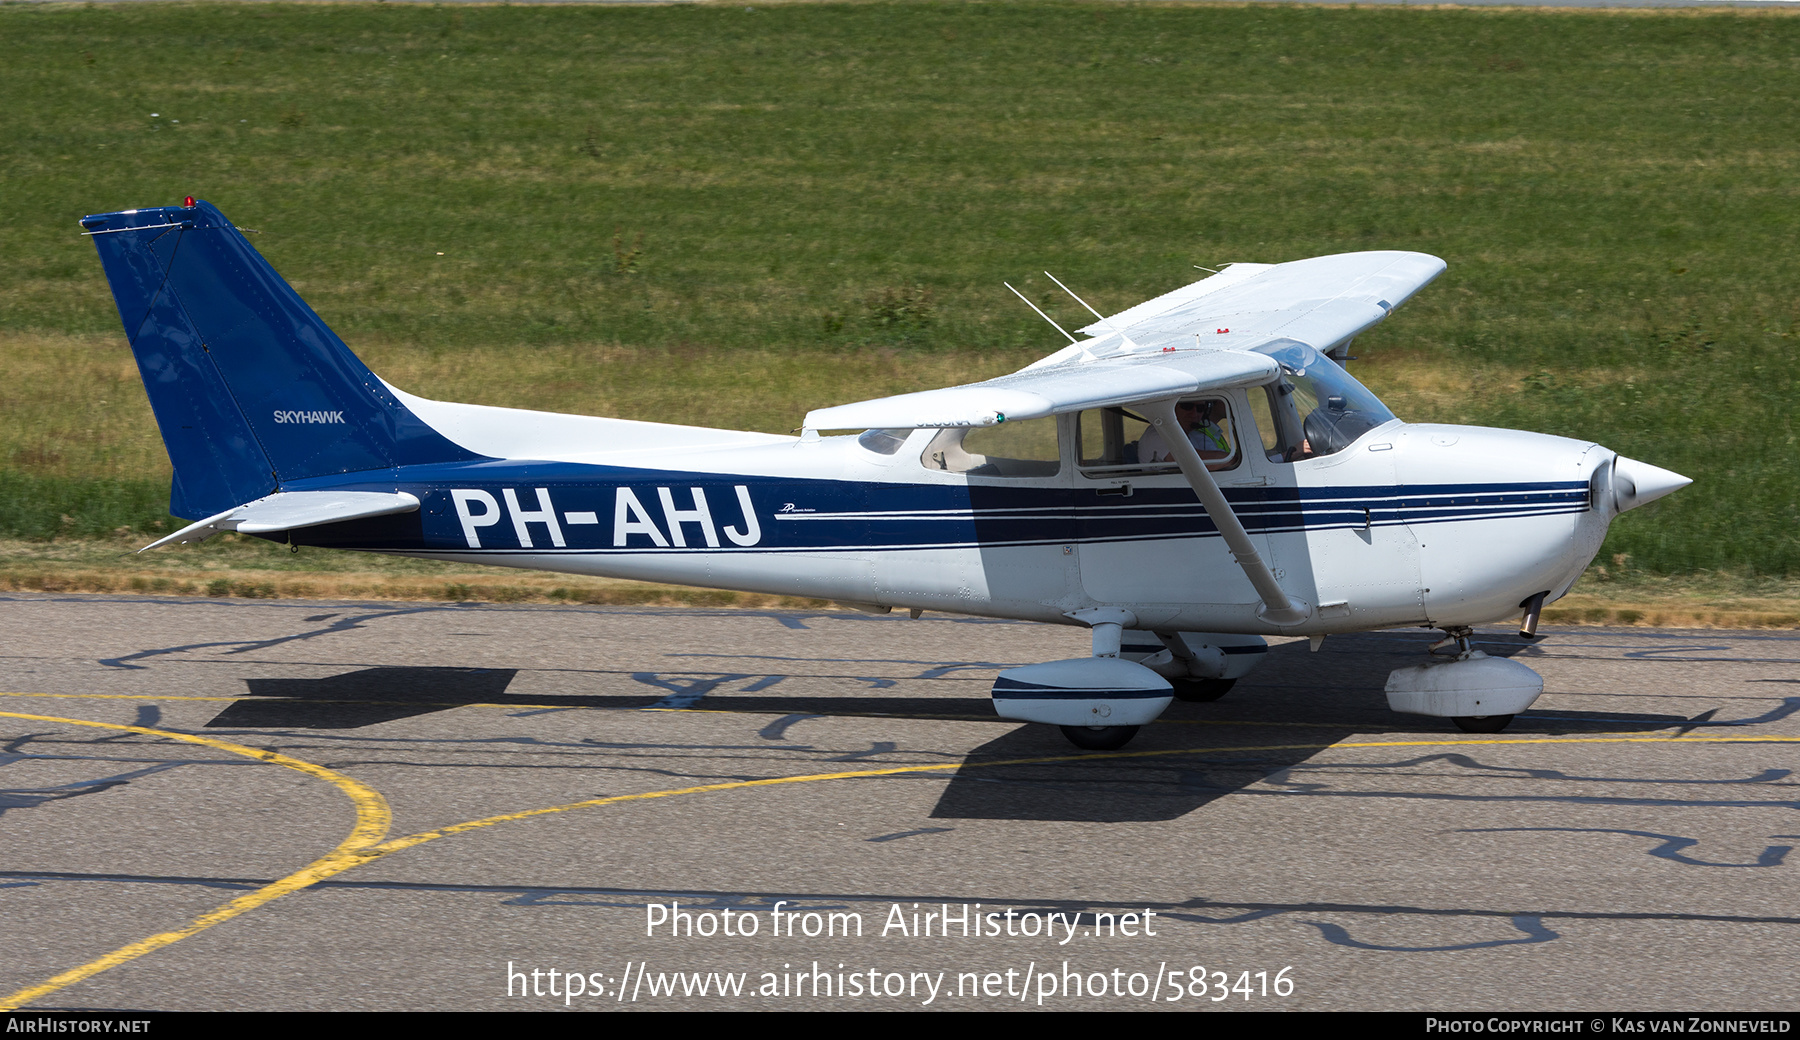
[{"left": 84, "top": 199, "right": 1689, "bottom": 749}]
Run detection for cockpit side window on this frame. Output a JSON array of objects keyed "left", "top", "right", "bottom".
[
  {"left": 1079, "top": 407, "right": 1159, "bottom": 473},
  {"left": 1077, "top": 399, "right": 1240, "bottom": 476},
  {"left": 920, "top": 417, "right": 1061, "bottom": 478},
  {"left": 1246, "top": 385, "right": 1284, "bottom": 459}
]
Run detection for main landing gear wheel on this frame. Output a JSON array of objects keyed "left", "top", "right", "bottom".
[
  {"left": 1059, "top": 725, "right": 1140, "bottom": 750},
  {"left": 1170, "top": 677, "right": 1235, "bottom": 702},
  {"left": 1452, "top": 714, "right": 1515, "bottom": 734}
]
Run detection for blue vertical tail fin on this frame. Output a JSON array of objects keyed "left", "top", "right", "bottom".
[{"left": 82, "top": 199, "right": 482, "bottom": 519}]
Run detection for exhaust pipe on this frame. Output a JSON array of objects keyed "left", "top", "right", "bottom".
[{"left": 1518, "top": 591, "right": 1548, "bottom": 639}]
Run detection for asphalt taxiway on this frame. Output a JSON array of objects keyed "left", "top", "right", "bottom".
[{"left": 2, "top": 593, "right": 1796, "bottom": 1011}]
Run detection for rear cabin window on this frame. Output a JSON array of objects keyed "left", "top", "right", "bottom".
[
  {"left": 857, "top": 428, "right": 913, "bottom": 455},
  {"left": 920, "top": 417, "right": 1061, "bottom": 478}
]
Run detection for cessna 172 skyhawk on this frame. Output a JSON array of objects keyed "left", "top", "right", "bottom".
[{"left": 84, "top": 199, "right": 1689, "bottom": 749}]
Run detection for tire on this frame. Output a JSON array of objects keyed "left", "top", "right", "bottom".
[
  {"left": 1059, "top": 725, "right": 1140, "bottom": 750},
  {"left": 1452, "top": 714, "right": 1515, "bottom": 734},
  {"left": 1170, "top": 677, "right": 1235, "bottom": 702}
]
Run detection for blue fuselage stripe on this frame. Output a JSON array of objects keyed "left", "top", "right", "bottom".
[{"left": 283, "top": 461, "right": 1590, "bottom": 555}]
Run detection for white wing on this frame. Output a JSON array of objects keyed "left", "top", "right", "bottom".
[
  {"left": 803, "top": 348, "right": 1278, "bottom": 431},
  {"left": 803, "top": 250, "right": 1444, "bottom": 431},
  {"left": 1076, "top": 250, "right": 1446, "bottom": 351}
]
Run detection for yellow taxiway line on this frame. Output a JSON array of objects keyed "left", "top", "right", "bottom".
[{"left": 0, "top": 711, "right": 392, "bottom": 1011}]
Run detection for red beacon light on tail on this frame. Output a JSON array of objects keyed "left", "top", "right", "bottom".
[{"left": 183, "top": 196, "right": 196, "bottom": 208}]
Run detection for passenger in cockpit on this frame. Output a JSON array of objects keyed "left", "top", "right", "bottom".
[{"left": 1138, "top": 399, "right": 1232, "bottom": 465}]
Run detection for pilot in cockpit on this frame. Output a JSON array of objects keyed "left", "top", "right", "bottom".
[{"left": 1137, "top": 399, "right": 1231, "bottom": 465}]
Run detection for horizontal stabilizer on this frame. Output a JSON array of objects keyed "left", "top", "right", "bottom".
[
  {"left": 804, "top": 348, "right": 1278, "bottom": 431},
  {"left": 141, "top": 491, "right": 420, "bottom": 552}
]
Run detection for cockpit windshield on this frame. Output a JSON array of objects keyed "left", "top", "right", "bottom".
[{"left": 1251, "top": 340, "right": 1396, "bottom": 461}]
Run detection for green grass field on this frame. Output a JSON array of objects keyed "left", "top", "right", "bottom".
[{"left": 3, "top": 1, "right": 1797, "bottom": 576}]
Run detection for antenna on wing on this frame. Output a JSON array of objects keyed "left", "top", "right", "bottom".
[
  {"left": 1003, "top": 282, "right": 1078, "bottom": 345},
  {"left": 1044, "top": 271, "right": 1140, "bottom": 350}
]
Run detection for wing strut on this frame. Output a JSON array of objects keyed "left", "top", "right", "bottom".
[{"left": 1140, "top": 399, "right": 1310, "bottom": 627}]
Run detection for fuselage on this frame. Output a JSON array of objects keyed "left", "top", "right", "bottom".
[
  {"left": 79, "top": 200, "right": 1667, "bottom": 642},
  {"left": 290, "top": 383, "right": 1619, "bottom": 637}
]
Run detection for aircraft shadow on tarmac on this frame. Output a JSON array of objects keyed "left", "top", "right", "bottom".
[
  {"left": 203, "top": 632, "right": 1711, "bottom": 822},
  {"left": 203, "top": 668, "right": 1003, "bottom": 729},
  {"left": 927, "top": 632, "right": 1714, "bottom": 824},
  {"left": 210, "top": 667, "right": 523, "bottom": 728}
]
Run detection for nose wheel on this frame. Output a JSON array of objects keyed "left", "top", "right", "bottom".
[
  {"left": 1386, "top": 626, "right": 1543, "bottom": 733},
  {"left": 1452, "top": 714, "right": 1515, "bottom": 733},
  {"left": 1170, "top": 677, "right": 1235, "bottom": 702},
  {"left": 1434, "top": 628, "right": 1520, "bottom": 732},
  {"left": 1059, "top": 725, "right": 1140, "bottom": 750}
]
